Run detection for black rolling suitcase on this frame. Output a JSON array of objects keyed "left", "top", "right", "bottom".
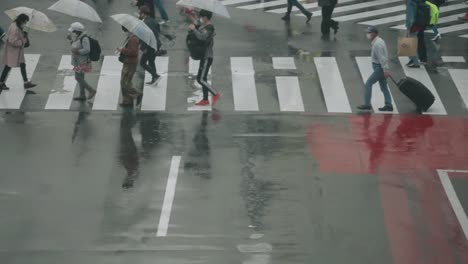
[{"left": 390, "top": 76, "right": 435, "bottom": 112}]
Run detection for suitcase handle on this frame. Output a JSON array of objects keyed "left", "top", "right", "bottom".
[{"left": 388, "top": 74, "right": 398, "bottom": 86}]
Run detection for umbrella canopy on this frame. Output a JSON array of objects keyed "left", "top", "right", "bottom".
[
  {"left": 48, "top": 0, "right": 103, "bottom": 23},
  {"left": 4, "top": 7, "right": 57, "bottom": 32},
  {"left": 110, "top": 14, "right": 157, "bottom": 51},
  {"left": 176, "top": 0, "right": 230, "bottom": 18}
]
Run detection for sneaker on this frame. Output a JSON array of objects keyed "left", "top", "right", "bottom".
[
  {"left": 406, "top": 60, "right": 414, "bottom": 66},
  {"left": 195, "top": 99, "right": 210, "bottom": 106},
  {"left": 357, "top": 104, "right": 372, "bottom": 110},
  {"left": 306, "top": 13, "right": 313, "bottom": 23},
  {"left": 159, "top": 20, "right": 169, "bottom": 25},
  {"left": 281, "top": 15, "right": 290, "bottom": 21},
  {"left": 332, "top": 21, "right": 339, "bottom": 34},
  {"left": 378, "top": 105, "right": 394, "bottom": 112},
  {"left": 420, "top": 61, "right": 427, "bottom": 66},
  {"left": 0, "top": 83, "right": 10, "bottom": 90},
  {"left": 87, "top": 89, "right": 97, "bottom": 100},
  {"left": 407, "top": 63, "right": 421, "bottom": 68},
  {"left": 146, "top": 75, "right": 161, "bottom": 85},
  {"left": 212, "top": 93, "right": 222, "bottom": 105},
  {"left": 431, "top": 33, "right": 442, "bottom": 41},
  {"left": 23, "top": 82, "right": 37, "bottom": 89}
]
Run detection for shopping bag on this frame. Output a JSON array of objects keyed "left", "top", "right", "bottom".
[{"left": 397, "top": 37, "right": 418, "bottom": 56}]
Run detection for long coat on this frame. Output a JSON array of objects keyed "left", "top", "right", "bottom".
[{"left": 2, "top": 23, "right": 27, "bottom": 67}]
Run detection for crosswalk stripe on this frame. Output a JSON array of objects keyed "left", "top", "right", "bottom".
[
  {"left": 92, "top": 56, "right": 122, "bottom": 110},
  {"left": 434, "top": 23, "right": 468, "bottom": 34},
  {"left": 231, "top": 57, "right": 259, "bottom": 111},
  {"left": 276, "top": 76, "right": 304, "bottom": 112},
  {"left": 268, "top": 0, "right": 356, "bottom": 14},
  {"left": 141, "top": 57, "right": 169, "bottom": 111},
  {"left": 45, "top": 55, "right": 76, "bottom": 110},
  {"left": 0, "top": 54, "right": 40, "bottom": 109},
  {"left": 448, "top": 69, "right": 468, "bottom": 110},
  {"left": 359, "top": 14, "right": 406, "bottom": 26},
  {"left": 460, "top": 34, "right": 468, "bottom": 38},
  {"left": 221, "top": 0, "right": 256, "bottom": 6},
  {"left": 335, "top": 5, "right": 405, "bottom": 22},
  {"left": 391, "top": 4, "right": 468, "bottom": 30},
  {"left": 355, "top": 57, "right": 398, "bottom": 113},
  {"left": 398, "top": 57, "right": 447, "bottom": 115},
  {"left": 297, "top": 0, "right": 401, "bottom": 18},
  {"left": 441, "top": 56, "right": 466, "bottom": 63},
  {"left": 272, "top": 57, "right": 296, "bottom": 69},
  {"left": 314, "top": 57, "right": 352, "bottom": 113},
  {"left": 239, "top": 0, "right": 304, "bottom": 10}
]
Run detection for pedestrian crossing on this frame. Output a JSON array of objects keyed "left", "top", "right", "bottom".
[
  {"left": 1, "top": 53, "right": 468, "bottom": 115},
  {"left": 222, "top": 0, "right": 468, "bottom": 38}
]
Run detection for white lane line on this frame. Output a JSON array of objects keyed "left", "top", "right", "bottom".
[
  {"left": 92, "top": 56, "right": 122, "bottom": 110},
  {"left": 442, "top": 56, "right": 466, "bottom": 63},
  {"left": 272, "top": 57, "right": 296, "bottom": 69},
  {"left": 276, "top": 76, "right": 304, "bottom": 112},
  {"left": 0, "top": 54, "right": 40, "bottom": 109},
  {"left": 335, "top": 5, "right": 405, "bottom": 22},
  {"left": 437, "top": 169, "right": 468, "bottom": 241},
  {"left": 141, "top": 57, "right": 169, "bottom": 111},
  {"left": 231, "top": 57, "right": 259, "bottom": 111},
  {"left": 392, "top": 4, "right": 468, "bottom": 30},
  {"left": 355, "top": 57, "right": 398, "bottom": 113},
  {"left": 448, "top": 69, "right": 468, "bottom": 110},
  {"left": 222, "top": 0, "right": 256, "bottom": 6},
  {"left": 157, "top": 156, "right": 182, "bottom": 237},
  {"left": 296, "top": 0, "right": 401, "bottom": 18},
  {"left": 314, "top": 57, "right": 352, "bottom": 113},
  {"left": 239, "top": 0, "right": 303, "bottom": 10},
  {"left": 45, "top": 55, "right": 76, "bottom": 110},
  {"left": 268, "top": 0, "right": 355, "bottom": 14},
  {"left": 398, "top": 57, "right": 446, "bottom": 115},
  {"left": 359, "top": 14, "right": 406, "bottom": 26}
]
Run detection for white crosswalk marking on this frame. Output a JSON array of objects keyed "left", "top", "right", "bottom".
[
  {"left": 276, "top": 76, "right": 304, "bottom": 112},
  {"left": 92, "top": 56, "right": 122, "bottom": 110},
  {"left": 434, "top": 23, "right": 468, "bottom": 34},
  {"left": 449, "top": 69, "right": 468, "bottom": 111},
  {"left": 231, "top": 57, "right": 259, "bottom": 111},
  {"left": 442, "top": 56, "right": 466, "bottom": 63},
  {"left": 240, "top": 0, "right": 304, "bottom": 10},
  {"left": 0, "top": 54, "right": 40, "bottom": 109},
  {"left": 314, "top": 57, "right": 352, "bottom": 113},
  {"left": 272, "top": 57, "right": 296, "bottom": 69},
  {"left": 267, "top": 0, "right": 355, "bottom": 14},
  {"left": 222, "top": 0, "right": 256, "bottom": 6},
  {"left": 460, "top": 34, "right": 468, "bottom": 38},
  {"left": 355, "top": 57, "right": 398, "bottom": 113},
  {"left": 141, "top": 57, "right": 169, "bottom": 111},
  {"left": 335, "top": 5, "right": 405, "bottom": 22},
  {"left": 45, "top": 55, "right": 76, "bottom": 110},
  {"left": 392, "top": 4, "right": 468, "bottom": 30},
  {"left": 297, "top": 0, "right": 401, "bottom": 18},
  {"left": 398, "top": 57, "right": 446, "bottom": 115}
]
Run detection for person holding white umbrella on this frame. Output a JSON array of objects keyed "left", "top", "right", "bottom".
[{"left": 0, "top": 14, "right": 37, "bottom": 91}]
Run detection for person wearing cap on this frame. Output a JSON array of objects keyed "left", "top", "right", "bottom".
[
  {"left": 67, "top": 22, "right": 96, "bottom": 101},
  {"left": 117, "top": 26, "right": 141, "bottom": 107},
  {"left": 357, "top": 27, "right": 393, "bottom": 112},
  {"left": 139, "top": 5, "right": 161, "bottom": 85}
]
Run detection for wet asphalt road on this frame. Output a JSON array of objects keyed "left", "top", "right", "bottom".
[{"left": 1, "top": 0, "right": 468, "bottom": 263}]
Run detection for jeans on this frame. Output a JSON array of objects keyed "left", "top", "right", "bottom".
[
  {"left": 154, "top": 0, "right": 169, "bottom": 21},
  {"left": 286, "top": 0, "right": 311, "bottom": 17},
  {"left": 140, "top": 49, "right": 158, "bottom": 78},
  {"left": 121, "top": 63, "right": 139, "bottom": 103},
  {"left": 74, "top": 72, "right": 93, "bottom": 97},
  {"left": 431, "top": 25, "right": 439, "bottom": 35},
  {"left": 197, "top": 58, "right": 216, "bottom": 100},
  {"left": 364, "top": 63, "right": 393, "bottom": 107},
  {"left": 0, "top": 63, "right": 28, "bottom": 83},
  {"left": 409, "top": 29, "right": 427, "bottom": 65},
  {"left": 321, "top": 4, "right": 337, "bottom": 34}
]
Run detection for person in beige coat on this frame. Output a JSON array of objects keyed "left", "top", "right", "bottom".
[{"left": 0, "top": 14, "right": 36, "bottom": 91}]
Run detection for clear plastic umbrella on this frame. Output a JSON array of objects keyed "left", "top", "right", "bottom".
[
  {"left": 176, "top": 0, "right": 230, "bottom": 18},
  {"left": 4, "top": 7, "right": 57, "bottom": 32},
  {"left": 48, "top": 0, "right": 103, "bottom": 23},
  {"left": 110, "top": 14, "right": 158, "bottom": 51}
]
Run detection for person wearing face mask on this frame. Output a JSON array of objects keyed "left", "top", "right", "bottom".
[
  {"left": 0, "top": 14, "right": 36, "bottom": 91},
  {"left": 139, "top": 5, "right": 162, "bottom": 85},
  {"left": 117, "top": 26, "right": 141, "bottom": 107},
  {"left": 67, "top": 22, "right": 96, "bottom": 101},
  {"left": 357, "top": 27, "right": 393, "bottom": 112}
]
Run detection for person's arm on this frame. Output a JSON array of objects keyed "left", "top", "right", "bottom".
[
  {"left": 7, "top": 25, "right": 25, "bottom": 47},
  {"left": 121, "top": 37, "right": 139, "bottom": 57},
  {"left": 376, "top": 42, "right": 390, "bottom": 77},
  {"left": 78, "top": 37, "right": 91, "bottom": 55},
  {"left": 192, "top": 25, "right": 214, "bottom": 41}
]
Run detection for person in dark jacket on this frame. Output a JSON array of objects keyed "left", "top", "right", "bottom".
[
  {"left": 318, "top": 0, "right": 339, "bottom": 35},
  {"left": 281, "top": 0, "right": 313, "bottom": 23},
  {"left": 139, "top": 5, "right": 161, "bottom": 85},
  {"left": 135, "top": 0, "right": 155, "bottom": 18},
  {"left": 117, "top": 26, "right": 141, "bottom": 106}
]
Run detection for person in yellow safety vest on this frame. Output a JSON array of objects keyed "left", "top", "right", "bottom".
[{"left": 426, "top": 1, "right": 441, "bottom": 41}]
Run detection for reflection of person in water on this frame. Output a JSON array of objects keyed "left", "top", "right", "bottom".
[
  {"left": 184, "top": 111, "right": 211, "bottom": 179},
  {"left": 139, "top": 113, "right": 161, "bottom": 160},
  {"left": 362, "top": 114, "right": 393, "bottom": 174},
  {"left": 120, "top": 111, "right": 139, "bottom": 189}
]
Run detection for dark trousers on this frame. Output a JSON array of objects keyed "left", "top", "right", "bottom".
[
  {"left": 321, "top": 4, "right": 337, "bottom": 34},
  {"left": 154, "top": 0, "right": 169, "bottom": 21},
  {"left": 286, "top": 0, "right": 311, "bottom": 17},
  {"left": 0, "top": 63, "right": 27, "bottom": 83},
  {"left": 197, "top": 58, "right": 216, "bottom": 100},
  {"left": 140, "top": 49, "right": 158, "bottom": 78},
  {"left": 417, "top": 29, "right": 427, "bottom": 63}
]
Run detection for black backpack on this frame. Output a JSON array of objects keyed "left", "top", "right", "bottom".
[
  {"left": 81, "top": 36, "right": 101, "bottom": 62},
  {"left": 186, "top": 32, "right": 208, "bottom": 60},
  {"left": 415, "top": 1, "right": 431, "bottom": 26}
]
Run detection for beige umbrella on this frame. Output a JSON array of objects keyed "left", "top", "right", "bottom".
[
  {"left": 48, "top": 0, "right": 103, "bottom": 23},
  {"left": 4, "top": 7, "right": 57, "bottom": 32}
]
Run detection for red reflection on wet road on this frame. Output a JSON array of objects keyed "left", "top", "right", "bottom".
[{"left": 307, "top": 115, "right": 468, "bottom": 264}]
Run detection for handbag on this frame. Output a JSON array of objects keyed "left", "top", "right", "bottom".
[
  {"left": 23, "top": 31, "right": 30, "bottom": 48},
  {"left": 397, "top": 36, "right": 417, "bottom": 56}
]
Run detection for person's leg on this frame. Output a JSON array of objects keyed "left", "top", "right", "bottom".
[
  {"left": 147, "top": 50, "right": 158, "bottom": 77},
  {"left": 417, "top": 29, "right": 427, "bottom": 63},
  {"left": 408, "top": 31, "right": 420, "bottom": 66},
  {"left": 196, "top": 59, "right": 209, "bottom": 101},
  {"left": 321, "top": 6, "right": 332, "bottom": 34},
  {"left": 0, "top": 65, "right": 12, "bottom": 83},
  {"left": 74, "top": 72, "right": 87, "bottom": 99},
  {"left": 20, "top": 63, "right": 28, "bottom": 82},
  {"left": 330, "top": 3, "right": 339, "bottom": 33},
  {"left": 121, "top": 64, "right": 133, "bottom": 104},
  {"left": 140, "top": 51, "right": 151, "bottom": 75},
  {"left": 373, "top": 64, "right": 393, "bottom": 107},
  {"left": 363, "top": 67, "right": 381, "bottom": 107},
  {"left": 291, "top": 0, "right": 311, "bottom": 17},
  {"left": 154, "top": 0, "right": 169, "bottom": 21},
  {"left": 432, "top": 25, "right": 439, "bottom": 34},
  {"left": 286, "top": 0, "right": 293, "bottom": 16},
  {"left": 199, "top": 58, "right": 216, "bottom": 97}
]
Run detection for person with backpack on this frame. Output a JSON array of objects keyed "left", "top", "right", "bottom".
[
  {"left": 188, "top": 10, "right": 221, "bottom": 106},
  {"left": 318, "top": 0, "right": 339, "bottom": 35},
  {"left": 67, "top": 22, "right": 97, "bottom": 101},
  {"left": 0, "top": 14, "right": 37, "bottom": 91},
  {"left": 281, "top": 0, "right": 313, "bottom": 23},
  {"left": 117, "top": 26, "right": 142, "bottom": 107},
  {"left": 139, "top": 5, "right": 162, "bottom": 85},
  {"left": 405, "top": 0, "right": 429, "bottom": 68}
]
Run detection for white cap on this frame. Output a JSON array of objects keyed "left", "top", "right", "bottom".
[{"left": 68, "top": 22, "right": 84, "bottom": 32}]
